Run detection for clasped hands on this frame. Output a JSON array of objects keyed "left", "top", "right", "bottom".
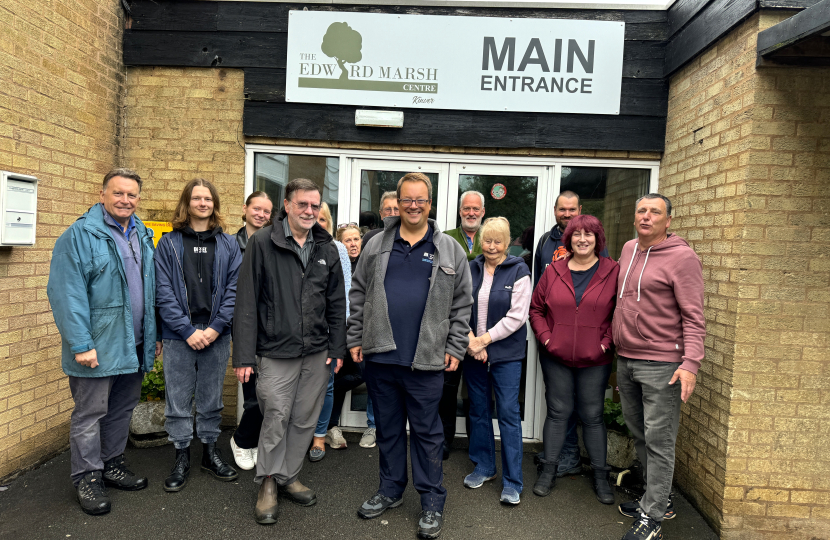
[{"left": 467, "top": 332, "right": 491, "bottom": 362}]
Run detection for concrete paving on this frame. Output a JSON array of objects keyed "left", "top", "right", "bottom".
[{"left": 0, "top": 429, "right": 717, "bottom": 540}]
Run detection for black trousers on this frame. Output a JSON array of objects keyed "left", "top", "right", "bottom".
[
  {"left": 233, "top": 371, "right": 263, "bottom": 449},
  {"left": 329, "top": 356, "right": 365, "bottom": 428},
  {"left": 365, "top": 362, "right": 446, "bottom": 511},
  {"left": 438, "top": 362, "right": 469, "bottom": 447}
]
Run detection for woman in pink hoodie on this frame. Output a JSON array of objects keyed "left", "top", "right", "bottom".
[{"left": 529, "top": 215, "right": 620, "bottom": 505}]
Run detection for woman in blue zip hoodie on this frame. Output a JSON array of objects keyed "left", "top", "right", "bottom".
[
  {"left": 154, "top": 178, "right": 243, "bottom": 493},
  {"left": 463, "top": 217, "right": 532, "bottom": 505}
]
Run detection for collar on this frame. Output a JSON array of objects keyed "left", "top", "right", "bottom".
[
  {"left": 394, "top": 223, "right": 433, "bottom": 244},
  {"left": 100, "top": 203, "right": 135, "bottom": 239},
  {"left": 282, "top": 215, "right": 309, "bottom": 243}
]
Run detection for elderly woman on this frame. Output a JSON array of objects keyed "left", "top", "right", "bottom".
[
  {"left": 324, "top": 224, "right": 378, "bottom": 451},
  {"left": 308, "top": 203, "right": 350, "bottom": 462},
  {"left": 529, "top": 214, "right": 619, "bottom": 505},
  {"left": 463, "top": 217, "right": 531, "bottom": 506}
]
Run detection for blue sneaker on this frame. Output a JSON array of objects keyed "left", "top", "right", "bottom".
[
  {"left": 463, "top": 471, "right": 497, "bottom": 489},
  {"left": 500, "top": 487, "right": 521, "bottom": 505}
]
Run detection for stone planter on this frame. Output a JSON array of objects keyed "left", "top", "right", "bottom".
[
  {"left": 129, "top": 400, "right": 170, "bottom": 448},
  {"left": 577, "top": 426, "right": 637, "bottom": 469}
]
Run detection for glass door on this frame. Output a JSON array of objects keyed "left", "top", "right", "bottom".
[{"left": 447, "top": 163, "right": 550, "bottom": 439}]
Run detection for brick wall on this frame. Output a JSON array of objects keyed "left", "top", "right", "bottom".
[
  {"left": 123, "top": 66, "right": 247, "bottom": 425},
  {"left": 0, "top": 0, "right": 125, "bottom": 479},
  {"left": 662, "top": 11, "right": 830, "bottom": 538}
]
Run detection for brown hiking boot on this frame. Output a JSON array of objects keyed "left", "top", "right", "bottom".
[{"left": 255, "top": 476, "right": 278, "bottom": 524}]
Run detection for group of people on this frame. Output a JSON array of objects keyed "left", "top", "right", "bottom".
[{"left": 48, "top": 168, "right": 704, "bottom": 540}]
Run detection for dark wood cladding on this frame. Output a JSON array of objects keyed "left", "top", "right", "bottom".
[
  {"left": 244, "top": 101, "right": 667, "bottom": 151},
  {"left": 125, "top": 0, "right": 668, "bottom": 152},
  {"left": 664, "top": 0, "right": 756, "bottom": 76}
]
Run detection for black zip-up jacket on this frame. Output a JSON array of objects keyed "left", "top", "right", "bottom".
[{"left": 232, "top": 211, "right": 347, "bottom": 366}]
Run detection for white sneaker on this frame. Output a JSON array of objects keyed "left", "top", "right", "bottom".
[
  {"left": 326, "top": 427, "right": 347, "bottom": 449},
  {"left": 360, "top": 427, "right": 376, "bottom": 448},
  {"left": 251, "top": 447, "right": 258, "bottom": 466},
  {"left": 230, "top": 436, "right": 255, "bottom": 470}
]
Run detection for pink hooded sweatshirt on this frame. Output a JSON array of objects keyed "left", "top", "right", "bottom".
[{"left": 613, "top": 234, "right": 705, "bottom": 374}]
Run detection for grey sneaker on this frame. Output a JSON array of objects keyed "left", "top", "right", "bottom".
[
  {"left": 358, "top": 492, "right": 403, "bottom": 519},
  {"left": 308, "top": 445, "right": 326, "bottom": 462},
  {"left": 418, "top": 510, "right": 444, "bottom": 539},
  {"left": 500, "top": 486, "right": 521, "bottom": 505},
  {"left": 326, "top": 427, "right": 347, "bottom": 449},
  {"left": 359, "top": 427, "right": 376, "bottom": 448}
]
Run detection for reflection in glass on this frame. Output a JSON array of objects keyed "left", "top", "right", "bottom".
[
  {"left": 559, "top": 167, "right": 650, "bottom": 261},
  {"left": 254, "top": 153, "right": 340, "bottom": 226}
]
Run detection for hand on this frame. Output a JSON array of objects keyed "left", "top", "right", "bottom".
[
  {"left": 203, "top": 328, "right": 220, "bottom": 343},
  {"left": 669, "top": 368, "right": 697, "bottom": 403},
  {"left": 553, "top": 247, "right": 571, "bottom": 262},
  {"left": 327, "top": 357, "right": 343, "bottom": 374},
  {"left": 467, "top": 333, "right": 490, "bottom": 355},
  {"left": 75, "top": 349, "right": 98, "bottom": 368},
  {"left": 544, "top": 339, "right": 550, "bottom": 346},
  {"left": 600, "top": 344, "right": 606, "bottom": 353},
  {"left": 474, "top": 349, "right": 488, "bottom": 362},
  {"left": 350, "top": 346, "right": 363, "bottom": 363},
  {"left": 445, "top": 353, "right": 460, "bottom": 372},
  {"left": 235, "top": 367, "right": 253, "bottom": 383},
  {"left": 186, "top": 329, "right": 211, "bottom": 351},
  {"left": 155, "top": 341, "right": 163, "bottom": 357}
]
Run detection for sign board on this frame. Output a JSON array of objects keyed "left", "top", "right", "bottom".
[
  {"left": 286, "top": 11, "right": 624, "bottom": 115},
  {"left": 143, "top": 221, "right": 172, "bottom": 247}
]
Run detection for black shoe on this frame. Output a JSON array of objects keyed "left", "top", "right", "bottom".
[
  {"left": 358, "top": 492, "right": 403, "bottom": 519},
  {"left": 201, "top": 443, "right": 239, "bottom": 481},
  {"left": 592, "top": 468, "right": 614, "bottom": 505},
  {"left": 418, "top": 510, "right": 443, "bottom": 539},
  {"left": 103, "top": 454, "right": 148, "bottom": 491},
  {"left": 278, "top": 480, "right": 317, "bottom": 506},
  {"left": 532, "top": 460, "right": 557, "bottom": 497},
  {"left": 619, "top": 493, "right": 675, "bottom": 520},
  {"left": 164, "top": 447, "right": 190, "bottom": 492},
  {"left": 442, "top": 442, "right": 450, "bottom": 461},
  {"left": 621, "top": 512, "right": 662, "bottom": 540},
  {"left": 76, "top": 471, "right": 111, "bottom": 515}
]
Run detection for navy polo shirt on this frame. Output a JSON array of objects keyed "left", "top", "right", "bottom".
[{"left": 368, "top": 224, "right": 436, "bottom": 367}]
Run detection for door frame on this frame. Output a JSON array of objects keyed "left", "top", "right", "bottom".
[{"left": 243, "top": 144, "right": 661, "bottom": 440}]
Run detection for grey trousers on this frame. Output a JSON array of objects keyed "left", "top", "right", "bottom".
[
  {"left": 617, "top": 356, "right": 683, "bottom": 522},
  {"left": 68, "top": 365, "right": 144, "bottom": 485},
  {"left": 255, "top": 350, "right": 329, "bottom": 485}
]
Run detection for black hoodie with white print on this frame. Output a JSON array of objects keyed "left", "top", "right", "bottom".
[{"left": 181, "top": 226, "right": 222, "bottom": 324}]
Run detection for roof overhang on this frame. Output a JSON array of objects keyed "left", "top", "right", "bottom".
[{"left": 758, "top": 0, "right": 830, "bottom": 66}]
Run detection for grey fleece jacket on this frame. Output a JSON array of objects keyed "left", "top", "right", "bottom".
[{"left": 347, "top": 217, "right": 473, "bottom": 371}]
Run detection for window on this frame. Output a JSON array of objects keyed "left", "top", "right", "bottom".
[{"left": 254, "top": 153, "right": 340, "bottom": 226}]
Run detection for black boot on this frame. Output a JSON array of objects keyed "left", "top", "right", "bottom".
[
  {"left": 164, "top": 447, "right": 190, "bottom": 493},
  {"left": 593, "top": 467, "right": 615, "bottom": 505},
  {"left": 201, "top": 442, "right": 239, "bottom": 481},
  {"left": 103, "top": 454, "right": 148, "bottom": 491},
  {"left": 532, "top": 460, "right": 558, "bottom": 497}
]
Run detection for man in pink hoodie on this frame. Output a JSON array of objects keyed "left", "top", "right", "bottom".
[{"left": 614, "top": 194, "right": 705, "bottom": 540}]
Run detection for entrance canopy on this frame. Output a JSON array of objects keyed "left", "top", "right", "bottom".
[{"left": 757, "top": 0, "right": 830, "bottom": 66}]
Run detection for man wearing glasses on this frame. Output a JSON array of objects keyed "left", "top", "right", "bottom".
[
  {"left": 348, "top": 173, "right": 473, "bottom": 539},
  {"left": 233, "top": 178, "right": 346, "bottom": 525},
  {"left": 47, "top": 169, "right": 160, "bottom": 515},
  {"left": 361, "top": 190, "right": 400, "bottom": 249}
]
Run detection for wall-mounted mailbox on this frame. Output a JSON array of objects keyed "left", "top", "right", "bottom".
[{"left": 1, "top": 171, "right": 38, "bottom": 246}]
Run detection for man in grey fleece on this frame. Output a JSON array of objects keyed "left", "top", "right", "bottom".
[{"left": 347, "top": 172, "right": 473, "bottom": 540}]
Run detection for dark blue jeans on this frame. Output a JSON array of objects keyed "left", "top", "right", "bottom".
[
  {"left": 539, "top": 358, "right": 612, "bottom": 470},
  {"left": 465, "top": 358, "right": 524, "bottom": 492},
  {"left": 365, "top": 361, "right": 446, "bottom": 511},
  {"left": 163, "top": 324, "right": 231, "bottom": 449}
]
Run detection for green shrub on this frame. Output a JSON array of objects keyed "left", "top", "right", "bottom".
[
  {"left": 603, "top": 398, "right": 631, "bottom": 436},
  {"left": 141, "top": 358, "right": 165, "bottom": 402}
]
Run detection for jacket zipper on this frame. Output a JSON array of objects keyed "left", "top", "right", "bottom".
[
  {"left": 168, "top": 236, "right": 193, "bottom": 321},
  {"left": 572, "top": 305, "right": 579, "bottom": 367}
]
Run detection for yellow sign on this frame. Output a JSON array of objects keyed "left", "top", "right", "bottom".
[{"left": 143, "top": 221, "right": 173, "bottom": 247}]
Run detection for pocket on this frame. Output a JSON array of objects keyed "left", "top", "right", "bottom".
[
  {"left": 545, "top": 322, "right": 572, "bottom": 360},
  {"left": 573, "top": 326, "right": 602, "bottom": 363},
  {"left": 615, "top": 308, "right": 650, "bottom": 350},
  {"left": 90, "top": 306, "right": 120, "bottom": 341}
]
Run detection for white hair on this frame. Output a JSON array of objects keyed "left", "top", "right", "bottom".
[{"left": 459, "top": 190, "right": 485, "bottom": 210}]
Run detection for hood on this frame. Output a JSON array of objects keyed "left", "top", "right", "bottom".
[
  {"left": 181, "top": 225, "right": 223, "bottom": 240},
  {"left": 550, "top": 224, "right": 564, "bottom": 240},
  {"left": 619, "top": 234, "right": 689, "bottom": 302}
]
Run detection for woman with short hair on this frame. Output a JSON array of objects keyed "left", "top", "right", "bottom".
[
  {"left": 463, "top": 217, "right": 531, "bottom": 505},
  {"left": 529, "top": 214, "right": 619, "bottom": 505}
]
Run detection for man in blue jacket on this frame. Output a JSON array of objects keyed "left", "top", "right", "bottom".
[{"left": 47, "top": 169, "right": 160, "bottom": 516}]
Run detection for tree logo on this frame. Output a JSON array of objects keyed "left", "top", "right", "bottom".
[{"left": 321, "top": 22, "right": 362, "bottom": 80}]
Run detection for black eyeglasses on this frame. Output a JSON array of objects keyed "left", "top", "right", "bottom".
[{"left": 399, "top": 198, "right": 430, "bottom": 207}]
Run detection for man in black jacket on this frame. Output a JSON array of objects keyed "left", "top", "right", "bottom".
[{"left": 233, "top": 178, "right": 346, "bottom": 525}]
